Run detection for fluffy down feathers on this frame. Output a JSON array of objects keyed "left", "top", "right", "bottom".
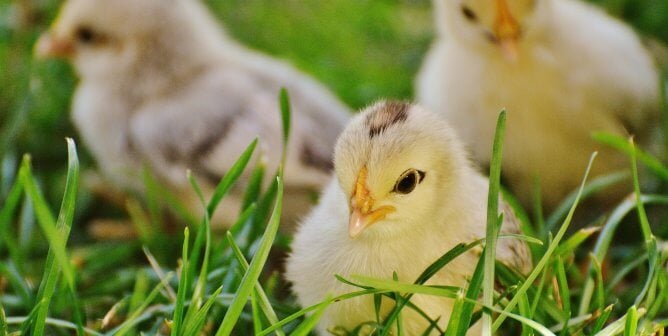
[
  {"left": 417, "top": 0, "right": 661, "bottom": 209},
  {"left": 287, "top": 101, "right": 531, "bottom": 335}
]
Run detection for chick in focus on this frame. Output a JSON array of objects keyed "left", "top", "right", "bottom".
[
  {"left": 416, "top": 0, "right": 661, "bottom": 210},
  {"left": 35, "top": 0, "right": 350, "bottom": 226},
  {"left": 286, "top": 101, "right": 532, "bottom": 335}
]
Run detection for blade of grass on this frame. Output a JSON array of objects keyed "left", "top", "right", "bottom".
[
  {"left": 289, "top": 298, "right": 329, "bottom": 336},
  {"left": 6, "top": 316, "right": 102, "bottom": 335},
  {"left": 251, "top": 291, "right": 263, "bottom": 335},
  {"left": 0, "top": 301, "right": 7, "bottom": 336},
  {"left": 554, "top": 227, "right": 600, "bottom": 258},
  {"left": 182, "top": 286, "right": 224, "bottom": 333},
  {"left": 578, "top": 194, "right": 668, "bottom": 315},
  {"left": 352, "top": 275, "right": 556, "bottom": 336},
  {"left": 545, "top": 171, "right": 628, "bottom": 232},
  {"left": 629, "top": 138, "right": 659, "bottom": 308},
  {"left": 592, "top": 132, "right": 668, "bottom": 180},
  {"left": 482, "top": 110, "right": 506, "bottom": 335},
  {"left": 215, "top": 176, "right": 283, "bottom": 336},
  {"left": 183, "top": 172, "right": 213, "bottom": 327},
  {"left": 622, "top": 306, "right": 638, "bottom": 336},
  {"left": 492, "top": 152, "right": 598, "bottom": 331},
  {"left": 594, "top": 308, "right": 645, "bottom": 336},
  {"left": 207, "top": 138, "right": 258, "bottom": 217},
  {"left": 591, "top": 305, "right": 614, "bottom": 334},
  {"left": 445, "top": 250, "right": 485, "bottom": 336},
  {"left": 0, "top": 175, "right": 25, "bottom": 268},
  {"left": 380, "top": 240, "right": 485, "bottom": 334},
  {"left": 109, "top": 273, "right": 174, "bottom": 336},
  {"left": 518, "top": 289, "right": 533, "bottom": 336},
  {"left": 0, "top": 262, "right": 32, "bottom": 310},
  {"left": 257, "top": 289, "right": 385, "bottom": 336},
  {"left": 27, "top": 139, "right": 80, "bottom": 335},
  {"left": 226, "top": 232, "right": 284, "bottom": 336},
  {"left": 171, "top": 227, "right": 190, "bottom": 336},
  {"left": 279, "top": 88, "right": 291, "bottom": 168},
  {"left": 554, "top": 256, "right": 570, "bottom": 318}
]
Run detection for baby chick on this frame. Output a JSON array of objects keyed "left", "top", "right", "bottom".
[
  {"left": 35, "top": 0, "right": 350, "bottom": 225},
  {"left": 286, "top": 101, "right": 531, "bottom": 335},
  {"left": 416, "top": 0, "right": 661, "bottom": 209}
]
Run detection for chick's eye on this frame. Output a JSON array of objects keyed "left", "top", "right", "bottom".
[
  {"left": 76, "top": 26, "right": 96, "bottom": 44},
  {"left": 461, "top": 5, "right": 478, "bottom": 22},
  {"left": 393, "top": 169, "right": 426, "bottom": 195}
]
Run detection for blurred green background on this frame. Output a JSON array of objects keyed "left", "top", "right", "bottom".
[{"left": 0, "top": 0, "right": 667, "bottom": 238}]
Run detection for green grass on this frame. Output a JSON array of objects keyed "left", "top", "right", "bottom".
[{"left": 0, "top": 0, "right": 667, "bottom": 335}]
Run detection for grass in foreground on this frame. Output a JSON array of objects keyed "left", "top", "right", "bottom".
[{"left": 0, "top": 102, "right": 667, "bottom": 335}]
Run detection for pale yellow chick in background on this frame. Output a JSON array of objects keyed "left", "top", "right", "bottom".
[
  {"left": 35, "top": 0, "right": 351, "bottom": 226},
  {"left": 417, "top": 0, "right": 661, "bottom": 210},
  {"left": 287, "top": 101, "right": 531, "bottom": 335}
]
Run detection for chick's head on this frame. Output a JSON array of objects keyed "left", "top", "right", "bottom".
[
  {"left": 334, "top": 101, "right": 469, "bottom": 239},
  {"left": 35, "top": 0, "right": 206, "bottom": 79},
  {"left": 439, "top": 0, "right": 544, "bottom": 60}
]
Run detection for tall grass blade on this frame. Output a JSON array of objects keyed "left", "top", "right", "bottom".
[
  {"left": 226, "top": 232, "right": 284, "bottom": 336},
  {"left": 483, "top": 110, "right": 506, "bottom": 335},
  {"left": 207, "top": 138, "right": 258, "bottom": 217},
  {"left": 289, "top": 299, "right": 328, "bottom": 336},
  {"left": 592, "top": 132, "right": 668, "bottom": 180},
  {"left": 182, "top": 286, "right": 224, "bottom": 333},
  {"left": 171, "top": 227, "right": 190, "bottom": 336},
  {"left": 578, "top": 194, "right": 668, "bottom": 315},
  {"left": 27, "top": 139, "right": 80, "bottom": 335},
  {"left": 492, "top": 152, "right": 598, "bottom": 331},
  {"left": 216, "top": 177, "right": 283, "bottom": 336}
]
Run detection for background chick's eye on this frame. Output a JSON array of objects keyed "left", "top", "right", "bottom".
[
  {"left": 394, "top": 170, "right": 424, "bottom": 194},
  {"left": 76, "top": 27, "right": 96, "bottom": 44},
  {"left": 461, "top": 5, "right": 478, "bottom": 22}
]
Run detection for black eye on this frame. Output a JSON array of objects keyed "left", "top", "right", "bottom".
[
  {"left": 76, "top": 26, "right": 96, "bottom": 44},
  {"left": 393, "top": 169, "right": 426, "bottom": 195},
  {"left": 461, "top": 5, "right": 478, "bottom": 22}
]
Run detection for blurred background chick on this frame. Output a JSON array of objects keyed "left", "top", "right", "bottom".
[
  {"left": 416, "top": 0, "right": 664, "bottom": 211},
  {"left": 33, "top": 0, "right": 354, "bottom": 227}
]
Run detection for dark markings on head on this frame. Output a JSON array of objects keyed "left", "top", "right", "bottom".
[
  {"left": 366, "top": 101, "right": 410, "bottom": 138},
  {"left": 301, "top": 142, "right": 333, "bottom": 172}
]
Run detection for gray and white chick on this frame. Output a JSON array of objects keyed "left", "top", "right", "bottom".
[{"left": 35, "top": 0, "right": 351, "bottom": 225}]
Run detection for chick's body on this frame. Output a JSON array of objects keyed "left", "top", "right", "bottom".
[
  {"left": 39, "top": 0, "right": 350, "bottom": 224},
  {"left": 417, "top": 0, "right": 660, "bottom": 209},
  {"left": 287, "top": 102, "right": 531, "bottom": 335}
]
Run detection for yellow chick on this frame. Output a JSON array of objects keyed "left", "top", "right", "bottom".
[
  {"left": 35, "top": 0, "right": 350, "bottom": 225},
  {"left": 416, "top": 0, "right": 661, "bottom": 209},
  {"left": 286, "top": 101, "right": 531, "bottom": 335}
]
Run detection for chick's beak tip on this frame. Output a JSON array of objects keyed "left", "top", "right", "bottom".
[
  {"left": 34, "top": 32, "right": 73, "bottom": 59},
  {"left": 348, "top": 209, "right": 366, "bottom": 239}
]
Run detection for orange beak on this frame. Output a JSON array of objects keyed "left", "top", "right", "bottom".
[
  {"left": 348, "top": 166, "right": 395, "bottom": 238},
  {"left": 493, "top": 0, "right": 521, "bottom": 61},
  {"left": 34, "top": 32, "right": 74, "bottom": 59}
]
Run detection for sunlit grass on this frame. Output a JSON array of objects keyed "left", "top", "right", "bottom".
[{"left": 0, "top": 0, "right": 667, "bottom": 335}]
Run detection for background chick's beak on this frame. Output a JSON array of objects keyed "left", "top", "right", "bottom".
[
  {"left": 35, "top": 32, "right": 74, "bottom": 59},
  {"left": 494, "top": 0, "right": 521, "bottom": 61},
  {"left": 348, "top": 167, "right": 395, "bottom": 238}
]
